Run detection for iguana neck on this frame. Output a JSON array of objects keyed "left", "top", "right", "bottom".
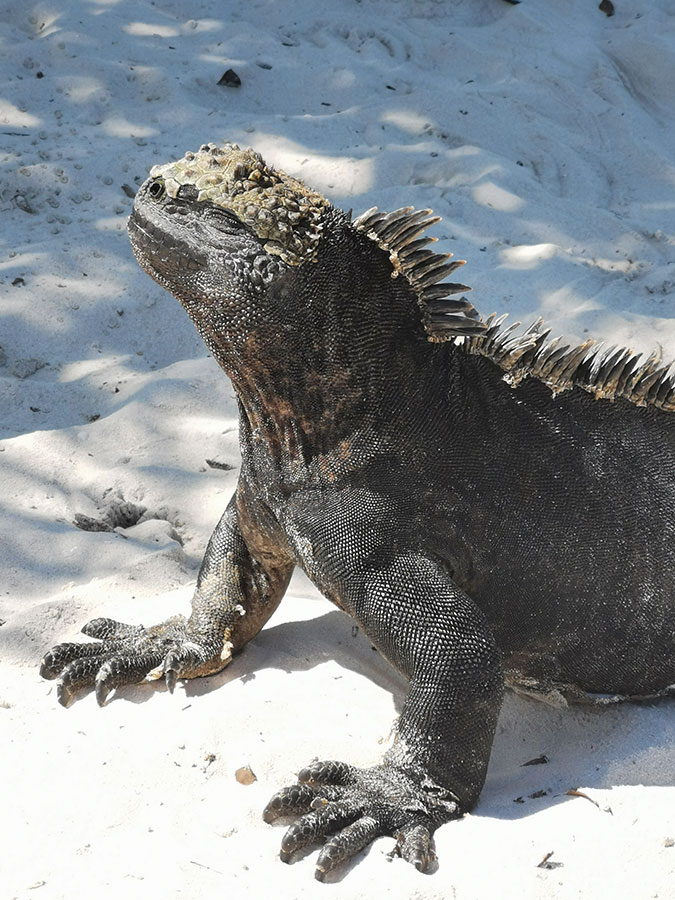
[{"left": 189, "top": 220, "right": 434, "bottom": 470}]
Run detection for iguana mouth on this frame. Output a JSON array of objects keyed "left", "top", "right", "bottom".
[{"left": 128, "top": 209, "right": 205, "bottom": 272}]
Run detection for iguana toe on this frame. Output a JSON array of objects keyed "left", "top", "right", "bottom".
[
  {"left": 54, "top": 654, "right": 122, "bottom": 707},
  {"left": 40, "top": 640, "right": 112, "bottom": 680},
  {"left": 94, "top": 652, "right": 168, "bottom": 706},
  {"left": 279, "top": 801, "right": 361, "bottom": 863},
  {"left": 298, "top": 759, "right": 356, "bottom": 786},
  {"left": 394, "top": 820, "right": 436, "bottom": 871},
  {"left": 263, "top": 783, "right": 325, "bottom": 821},
  {"left": 80, "top": 617, "right": 145, "bottom": 641},
  {"left": 314, "top": 815, "right": 382, "bottom": 881}
]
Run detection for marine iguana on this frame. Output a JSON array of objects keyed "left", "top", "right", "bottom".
[{"left": 41, "top": 142, "right": 675, "bottom": 880}]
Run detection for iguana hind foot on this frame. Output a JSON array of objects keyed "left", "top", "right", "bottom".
[{"left": 263, "top": 758, "right": 459, "bottom": 880}]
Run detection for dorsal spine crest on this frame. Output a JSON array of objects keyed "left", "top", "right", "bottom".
[
  {"left": 466, "top": 314, "right": 675, "bottom": 412},
  {"left": 353, "top": 206, "right": 485, "bottom": 340},
  {"left": 353, "top": 204, "right": 674, "bottom": 412}
]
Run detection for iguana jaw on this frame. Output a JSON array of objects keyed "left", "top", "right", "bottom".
[{"left": 128, "top": 200, "right": 208, "bottom": 288}]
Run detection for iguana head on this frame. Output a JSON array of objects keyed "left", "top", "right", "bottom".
[
  {"left": 128, "top": 143, "right": 335, "bottom": 332},
  {"left": 142, "top": 142, "right": 329, "bottom": 265}
]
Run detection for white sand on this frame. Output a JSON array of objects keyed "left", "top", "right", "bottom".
[{"left": 1, "top": 1, "right": 674, "bottom": 897}]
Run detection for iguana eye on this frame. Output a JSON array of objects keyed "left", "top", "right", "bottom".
[{"left": 148, "top": 178, "right": 166, "bottom": 200}]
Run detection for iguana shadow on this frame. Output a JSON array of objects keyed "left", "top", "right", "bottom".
[{"left": 111, "top": 606, "right": 675, "bottom": 812}]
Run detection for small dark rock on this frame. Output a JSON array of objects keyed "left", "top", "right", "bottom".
[
  {"left": 36, "top": 71, "right": 44, "bottom": 78},
  {"left": 12, "top": 276, "right": 25, "bottom": 286},
  {"left": 599, "top": 0, "right": 615, "bottom": 15},
  {"left": 14, "top": 195, "right": 36, "bottom": 214},
  {"left": 74, "top": 498, "right": 149, "bottom": 533},
  {"left": 74, "top": 513, "right": 112, "bottom": 532},
  {"left": 521, "top": 754, "right": 549, "bottom": 767},
  {"left": 205, "top": 457, "right": 235, "bottom": 471},
  {"left": 218, "top": 69, "right": 241, "bottom": 87}
]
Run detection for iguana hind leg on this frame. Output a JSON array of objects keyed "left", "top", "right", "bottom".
[{"left": 40, "top": 493, "right": 293, "bottom": 706}]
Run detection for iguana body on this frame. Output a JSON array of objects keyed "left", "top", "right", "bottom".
[{"left": 41, "top": 143, "right": 675, "bottom": 880}]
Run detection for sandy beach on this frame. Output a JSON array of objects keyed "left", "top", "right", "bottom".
[{"left": 1, "top": 1, "right": 674, "bottom": 897}]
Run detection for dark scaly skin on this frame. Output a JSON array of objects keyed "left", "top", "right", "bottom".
[{"left": 41, "top": 143, "right": 675, "bottom": 880}]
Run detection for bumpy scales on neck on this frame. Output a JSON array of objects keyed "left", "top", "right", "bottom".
[{"left": 127, "top": 144, "right": 474, "bottom": 465}]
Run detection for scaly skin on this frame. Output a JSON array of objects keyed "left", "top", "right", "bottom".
[{"left": 42, "top": 142, "right": 675, "bottom": 880}]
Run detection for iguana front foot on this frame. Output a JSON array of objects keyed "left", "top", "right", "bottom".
[
  {"left": 40, "top": 615, "right": 228, "bottom": 706},
  {"left": 263, "top": 758, "right": 460, "bottom": 880}
]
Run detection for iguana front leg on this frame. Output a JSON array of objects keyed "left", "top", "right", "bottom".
[
  {"left": 41, "top": 493, "right": 293, "bottom": 705},
  {"left": 264, "top": 551, "right": 503, "bottom": 879}
]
